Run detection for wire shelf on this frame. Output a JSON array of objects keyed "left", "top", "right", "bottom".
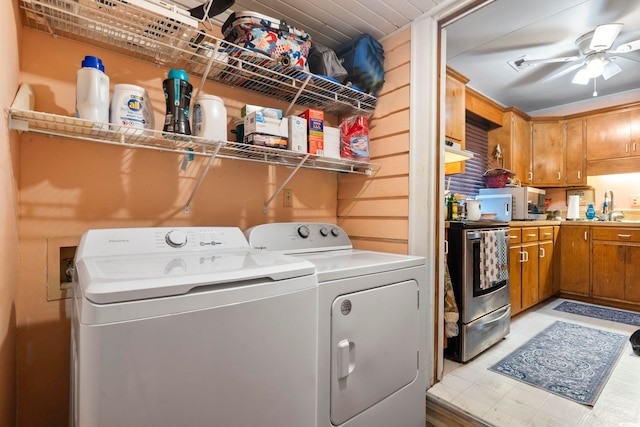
[
  {"left": 8, "top": 109, "right": 378, "bottom": 175},
  {"left": 19, "top": 0, "right": 377, "bottom": 116}
]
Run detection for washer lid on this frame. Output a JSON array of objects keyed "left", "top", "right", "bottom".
[
  {"left": 76, "top": 250, "right": 315, "bottom": 304},
  {"left": 297, "top": 249, "right": 425, "bottom": 282}
]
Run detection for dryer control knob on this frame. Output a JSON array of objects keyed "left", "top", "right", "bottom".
[
  {"left": 165, "top": 230, "right": 187, "bottom": 248},
  {"left": 319, "top": 227, "right": 329, "bottom": 237},
  {"left": 297, "top": 225, "right": 310, "bottom": 238},
  {"left": 331, "top": 227, "right": 340, "bottom": 237}
]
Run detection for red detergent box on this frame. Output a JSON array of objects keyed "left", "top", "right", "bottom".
[{"left": 299, "top": 109, "right": 324, "bottom": 155}]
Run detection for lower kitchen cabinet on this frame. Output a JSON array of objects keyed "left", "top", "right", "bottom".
[
  {"left": 510, "top": 225, "right": 557, "bottom": 315},
  {"left": 591, "top": 227, "right": 640, "bottom": 305},
  {"left": 559, "top": 225, "right": 590, "bottom": 297}
]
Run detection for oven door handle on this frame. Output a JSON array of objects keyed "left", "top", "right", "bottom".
[{"left": 473, "top": 306, "right": 511, "bottom": 331}]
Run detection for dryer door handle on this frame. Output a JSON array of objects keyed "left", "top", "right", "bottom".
[{"left": 337, "top": 339, "right": 355, "bottom": 379}]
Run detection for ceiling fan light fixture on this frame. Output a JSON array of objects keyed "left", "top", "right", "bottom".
[
  {"left": 585, "top": 54, "right": 605, "bottom": 78},
  {"left": 602, "top": 60, "right": 622, "bottom": 80},
  {"left": 572, "top": 68, "right": 591, "bottom": 85}
]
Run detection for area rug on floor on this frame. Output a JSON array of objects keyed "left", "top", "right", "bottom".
[
  {"left": 553, "top": 301, "right": 640, "bottom": 327},
  {"left": 489, "top": 321, "right": 627, "bottom": 406}
]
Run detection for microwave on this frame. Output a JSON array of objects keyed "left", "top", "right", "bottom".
[{"left": 478, "top": 187, "right": 546, "bottom": 220}]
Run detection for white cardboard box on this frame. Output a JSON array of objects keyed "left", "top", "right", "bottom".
[
  {"left": 244, "top": 111, "right": 288, "bottom": 138},
  {"left": 324, "top": 126, "right": 341, "bottom": 159},
  {"left": 287, "top": 116, "right": 307, "bottom": 153}
]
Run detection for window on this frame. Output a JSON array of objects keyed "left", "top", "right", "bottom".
[{"left": 447, "top": 114, "right": 490, "bottom": 198}]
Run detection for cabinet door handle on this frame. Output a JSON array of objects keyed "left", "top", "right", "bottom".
[
  {"left": 539, "top": 247, "right": 546, "bottom": 258},
  {"left": 527, "top": 233, "right": 537, "bottom": 238},
  {"left": 509, "top": 235, "right": 518, "bottom": 240},
  {"left": 557, "top": 172, "right": 561, "bottom": 180},
  {"left": 634, "top": 143, "right": 637, "bottom": 152},
  {"left": 578, "top": 170, "right": 581, "bottom": 180},
  {"left": 584, "top": 231, "right": 588, "bottom": 241},
  {"left": 618, "top": 234, "right": 632, "bottom": 239},
  {"left": 528, "top": 172, "right": 533, "bottom": 181},
  {"left": 444, "top": 240, "right": 448, "bottom": 255},
  {"left": 520, "top": 250, "right": 526, "bottom": 263},
  {"left": 626, "top": 144, "right": 630, "bottom": 153},
  {"left": 543, "top": 233, "right": 552, "bottom": 238}
]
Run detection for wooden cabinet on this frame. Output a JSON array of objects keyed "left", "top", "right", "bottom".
[
  {"left": 532, "top": 121, "right": 564, "bottom": 186},
  {"left": 444, "top": 69, "right": 469, "bottom": 175},
  {"left": 559, "top": 226, "right": 590, "bottom": 297},
  {"left": 488, "top": 109, "right": 532, "bottom": 185},
  {"left": 564, "top": 119, "right": 587, "bottom": 186},
  {"left": 538, "top": 227, "right": 555, "bottom": 300},
  {"left": 510, "top": 225, "right": 557, "bottom": 314},
  {"left": 508, "top": 229, "right": 523, "bottom": 315},
  {"left": 586, "top": 110, "right": 640, "bottom": 160},
  {"left": 591, "top": 227, "right": 640, "bottom": 304}
]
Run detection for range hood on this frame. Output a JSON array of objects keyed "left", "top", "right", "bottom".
[{"left": 444, "top": 140, "right": 474, "bottom": 163}]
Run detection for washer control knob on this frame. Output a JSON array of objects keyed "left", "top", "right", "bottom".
[
  {"left": 320, "top": 227, "right": 329, "bottom": 237},
  {"left": 331, "top": 227, "right": 340, "bottom": 237},
  {"left": 297, "top": 225, "right": 311, "bottom": 239},
  {"left": 165, "top": 230, "right": 187, "bottom": 248}
]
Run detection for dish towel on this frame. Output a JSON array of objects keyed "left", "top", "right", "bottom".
[
  {"left": 444, "top": 257, "right": 459, "bottom": 337},
  {"left": 480, "top": 230, "right": 508, "bottom": 290}
]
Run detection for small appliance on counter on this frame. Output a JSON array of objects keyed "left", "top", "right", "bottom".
[
  {"left": 475, "top": 194, "right": 512, "bottom": 222},
  {"left": 479, "top": 186, "right": 546, "bottom": 220}
]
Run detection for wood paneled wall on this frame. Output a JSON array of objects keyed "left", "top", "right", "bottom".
[{"left": 338, "top": 29, "right": 411, "bottom": 254}]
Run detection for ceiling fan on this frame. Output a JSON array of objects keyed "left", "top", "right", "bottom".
[{"left": 513, "top": 23, "right": 640, "bottom": 85}]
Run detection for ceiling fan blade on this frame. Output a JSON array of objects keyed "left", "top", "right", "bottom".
[
  {"left": 516, "top": 55, "right": 580, "bottom": 68},
  {"left": 591, "top": 23, "right": 623, "bottom": 51},
  {"left": 602, "top": 60, "right": 622, "bottom": 80},
  {"left": 541, "top": 61, "right": 585, "bottom": 83},
  {"left": 613, "top": 38, "right": 640, "bottom": 53}
]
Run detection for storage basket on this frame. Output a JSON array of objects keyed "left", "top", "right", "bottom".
[{"left": 483, "top": 169, "right": 513, "bottom": 188}]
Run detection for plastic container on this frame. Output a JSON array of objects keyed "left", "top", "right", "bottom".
[
  {"left": 192, "top": 94, "right": 227, "bottom": 141},
  {"left": 110, "top": 84, "right": 154, "bottom": 134},
  {"left": 76, "top": 55, "right": 110, "bottom": 127},
  {"left": 585, "top": 204, "right": 596, "bottom": 220},
  {"left": 162, "top": 69, "right": 193, "bottom": 135}
]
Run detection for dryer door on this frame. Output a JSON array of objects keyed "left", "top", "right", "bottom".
[{"left": 330, "top": 280, "right": 419, "bottom": 425}]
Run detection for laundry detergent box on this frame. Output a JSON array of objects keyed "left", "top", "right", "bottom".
[
  {"left": 287, "top": 115, "right": 307, "bottom": 153},
  {"left": 299, "top": 108, "right": 324, "bottom": 155}
]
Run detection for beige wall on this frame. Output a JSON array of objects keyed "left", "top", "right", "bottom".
[
  {"left": 1, "top": 0, "right": 21, "bottom": 425},
  {"left": 338, "top": 29, "right": 411, "bottom": 254},
  {"left": 16, "top": 29, "right": 339, "bottom": 426}
]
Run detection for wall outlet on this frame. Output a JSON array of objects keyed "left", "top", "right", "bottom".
[
  {"left": 631, "top": 194, "right": 640, "bottom": 208},
  {"left": 283, "top": 189, "right": 293, "bottom": 207}
]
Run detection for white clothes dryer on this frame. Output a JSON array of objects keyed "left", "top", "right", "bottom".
[
  {"left": 245, "top": 222, "right": 428, "bottom": 427},
  {"left": 71, "top": 226, "right": 318, "bottom": 427}
]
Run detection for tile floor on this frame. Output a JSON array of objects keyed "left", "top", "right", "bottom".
[{"left": 427, "top": 298, "right": 640, "bottom": 426}]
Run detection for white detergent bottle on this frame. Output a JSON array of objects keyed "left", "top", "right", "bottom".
[{"left": 76, "top": 55, "right": 109, "bottom": 128}]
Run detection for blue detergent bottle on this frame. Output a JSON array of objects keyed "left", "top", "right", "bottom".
[{"left": 586, "top": 204, "right": 596, "bottom": 220}]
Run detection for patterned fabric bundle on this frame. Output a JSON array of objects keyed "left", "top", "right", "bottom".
[{"left": 480, "top": 230, "right": 508, "bottom": 290}]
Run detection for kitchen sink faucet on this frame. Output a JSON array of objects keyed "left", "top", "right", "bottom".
[{"left": 601, "top": 190, "right": 625, "bottom": 221}]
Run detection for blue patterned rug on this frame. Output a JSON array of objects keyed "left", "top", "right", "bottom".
[
  {"left": 489, "top": 321, "right": 627, "bottom": 406},
  {"left": 553, "top": 301, "right": 640, "bottom": 326}
]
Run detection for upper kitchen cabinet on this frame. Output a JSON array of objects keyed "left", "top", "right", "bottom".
[
  {"left": 531, "top": 120, "right": 563, "bottom": 186},
  {"left": 444, "top": 68, "right": 469, "bottom": 175},
  {"left": 488, "top": 108, "right": 532, "bottom": 185},
  {"left": 586, "top": 108, "right": 639, "bottom": 161},
  {"left": 564, "top": 119, "right": 586, "bottom": 186}
]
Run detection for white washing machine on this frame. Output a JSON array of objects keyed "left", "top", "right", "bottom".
[
  {"left": 245, "top": 222, "right": 428, "bottom": 427},
  {"left": 71, "top": 226, "right": 319, "bottom": 427}
]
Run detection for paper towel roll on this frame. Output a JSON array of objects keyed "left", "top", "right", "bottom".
[{"left": 567, "top": 195, "right": 580, "bottom": 220}]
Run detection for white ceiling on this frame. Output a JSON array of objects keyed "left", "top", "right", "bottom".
[
  {"left": 219, "top": 0, "right": 640, "bottom": 115},
  {"left": 445, "top": 0, "right": 640, "bottom": 115}
]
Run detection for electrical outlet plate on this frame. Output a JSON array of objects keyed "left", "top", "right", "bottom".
[
  {"left": 631, "top": 194, "right": 640, "bottom": 208},
  {"left": 283, "top": 189, "right": 293, "bottom": 207}
]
